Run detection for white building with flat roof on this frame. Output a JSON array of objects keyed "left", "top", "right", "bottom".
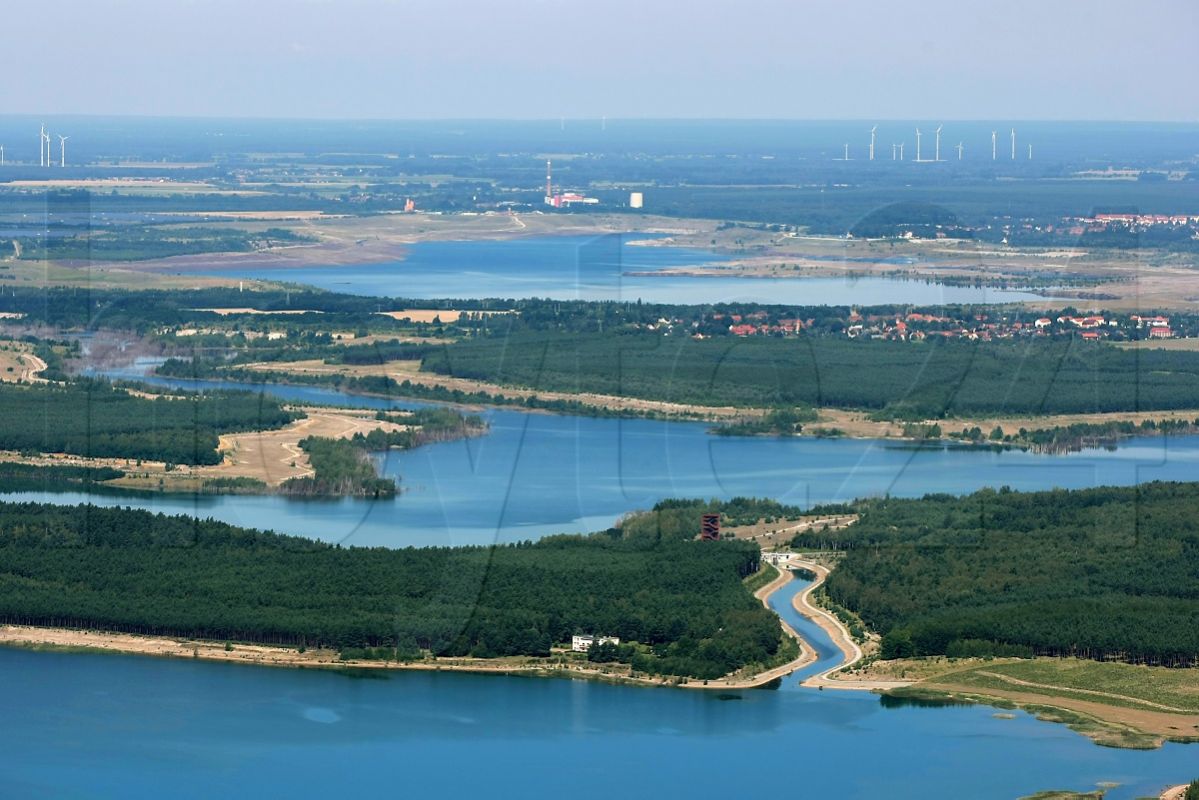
[{"left": 571, "top": 635, "right": 620, "bottom": 652}]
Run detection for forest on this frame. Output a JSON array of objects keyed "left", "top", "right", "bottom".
[
  {"left": 279, "top": 409, "right": 484, "bottom": 497},
  {"left": 618, "top": 497, "right": 822, "bottom": 541},
  {"left": 800, "top": 482, "right": 1199, "bottom": 665},
  {"left": 0, "top": 379, "right": 295, "bottom": 465},
  {"left": 0, "top": 462, "right": 125, "bottom": 493},
  {"left": 0, "top": 502, "right": 779, "bottom": 680},
  {"left": 280, "top": 437, "right": 396, "bottom": 498},
  {"left": 13, "top": 227, "right": 310, "bottom": 262},
  {"left": 420, "top": 331, "right": 1199, "bottom": 417}
]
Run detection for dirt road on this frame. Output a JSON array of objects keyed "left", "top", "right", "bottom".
[
  {"left": 207, "top": 408, "right": 410, "bottom": 485},
  {"left": 788, "top": 559, "right": 912, "bottom": 691},
  {"left": 0, "top": 350, "right": 48, "bottom": 383}
]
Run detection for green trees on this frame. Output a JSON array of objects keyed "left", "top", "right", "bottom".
[
  {"left": 880, "top": 630, "right": 916, "bottom": 660},
  {"left": 0, "top": 503, "right": 779, "bottom": 680},
  {"left": 421, "top": 332, "right": 1199, "bottom": 417},
  {"left": 806, "top": 483, "right": 1199, "bottom": 665},
  {"left": 0, "top": 380, "right": 295, "bottom": 465},
  {"left": 281, "top": 437, "right": 396, "bottom": 497}
]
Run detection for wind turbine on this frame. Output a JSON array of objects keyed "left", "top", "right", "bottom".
[
  {"left": 956, "top": 142, "right": 964, "bottom": 160},
  {"left": 915, "top": 128, "right": 922, "bottom": 162},
  {"left": 899, "top": 142, "right": 905, "bottom": 160},
  {"left": 935, "top": 125, "right": 943, "bottom": 162},
  {"left": 1, "top": 146, "right": 5, "bottom": 167},
  {"left": 58, "top": 135, "right": 69, "bottom": 168},
  {"left": 39, "top": 126, "right": 45, "bottom": 167},
  {"left": 42, "top": 129, "right": 52, "bottom": 168},
  {"left": 869, "top": 125, "right": 877, "bottom": 161},
  {"left": 843, "top": 143, "right": 850, "bottom": 160},
  {"left": 1010, "top": 128, "right": 1017, "bottom": 160},
  {"left": 1028, "top": 143, "right": 1033, "bottom": 160},
  {"left": 892, "top": 143, "right": 898, "bottom": 160},
  {"left": 992, "top": 130, "right": 997, "bottom": 160}
]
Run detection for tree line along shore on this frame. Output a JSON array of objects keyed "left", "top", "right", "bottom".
[
  {"left": 0, "top": 489, "right": 1195, "bottom": 742},
  {"left": 0, "top": 376, "right": 485, "bottom": 498}
]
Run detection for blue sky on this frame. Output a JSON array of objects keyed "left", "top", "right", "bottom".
[{"left": 4, "top": 0, "right": 1196, "bottom": 120}]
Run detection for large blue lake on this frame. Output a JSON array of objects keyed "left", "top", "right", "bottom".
[
  {"left": 184, "top": 235, "right": 1051, "bottom": 306},
  {"left": 1, "top": 577, "right": 1194, "bottom": 799},
  {"left": 13, "top": 373, "right": 1199, "bottom": 548},
  {"left": 5, "top": 354, "right": 1197, "bottom": 797}
]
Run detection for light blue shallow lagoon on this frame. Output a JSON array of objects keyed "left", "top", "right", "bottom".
[{"left": 182, "top": 235, "right": 1052, "bottom": 305}]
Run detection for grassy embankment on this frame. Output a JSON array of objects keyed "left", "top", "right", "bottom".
[{"left": 881, "top": 658, "right": 1199, "bottom": 750}]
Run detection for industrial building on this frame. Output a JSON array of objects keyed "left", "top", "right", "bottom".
[{"left": 543, "top": 160, "right": 599, "bottom": 208}]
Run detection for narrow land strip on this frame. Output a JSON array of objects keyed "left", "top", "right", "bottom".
[
  {"left": 0, "top": 563, "right": 813, "bottom": 690},
  {"left": 233, "top": 358, "right": 1199, "bottom": 442}
]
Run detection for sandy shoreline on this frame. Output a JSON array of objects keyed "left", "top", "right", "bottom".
[
  {"left": 222, "top": 361, "right": 1199, "bottom": 447},
  {"left": 0, "top": 565, "right": 814, "bottom": 691},
  {"left": 785, "top": 560, "right": 912, "bottom": 691}
]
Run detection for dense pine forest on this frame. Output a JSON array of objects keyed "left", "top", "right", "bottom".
[
  {"left": 0, "top": 380, "right": 295, "bottom": 465},
  {"left": 802, "top": 482, "right": 1199, "bottom": 665},
  {"left": 0, "top": 462, "right": 125, "bottom": 492},
  {"left": 0, "top": 503, "right": 779, "bottom": 680},
  {"left": 421, "top": 332, "right": 1199, "bottom": 418}
]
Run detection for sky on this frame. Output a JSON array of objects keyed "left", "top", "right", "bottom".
[{"left": 3, "top": 0, "right": 1197, "bottom": 121}]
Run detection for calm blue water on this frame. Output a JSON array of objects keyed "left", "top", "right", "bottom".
[
  {"left": 0, "top": 578, "right": 1193, "bottom": 799},
  {"left": 5, "top": 376, "right": 1196, "bottom": 795},
  {"left": 15, "top": 372, "right": 1199, "bottom": 548},
  {"left": 184, "top": 235, "right": 1050, "bottom": 305}
]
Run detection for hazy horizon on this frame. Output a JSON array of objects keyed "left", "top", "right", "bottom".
[{"left": 5, "top": 0, "right": 1196, "bottom": 122}]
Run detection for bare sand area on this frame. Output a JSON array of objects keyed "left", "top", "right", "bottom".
[
  {"left": 205, "top": 409, "right": 409, "bottom": 486},
  {"left": 0, "top": 407, "right": 411, "bottom": 490},
  {"left": 192, "top": 307, "right": 324, "bottom": 316},
  {"left": 0, "top": 347, "right": 47, "bottom": 383},
  {"left": 818, "top": 407, "right": 1199, "bottom": 440},
  {"left": 120, "top": 212, "right": 700, "bottom": 273},
  {"left": 30, "top": 208, "right": 1198, "bottom": 310},
  {"left": 724, "top": 515, "right": 858, "bottom": 547},
  {"left": 375, "top": 309, "right": 511, "bottom": 324}
]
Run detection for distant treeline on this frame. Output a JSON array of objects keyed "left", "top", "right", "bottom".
[
  {"left": 801, "top": 482, "right": 1199, "bottom": 666},
  {"left": 11, "top": 227, "right": 310, "bottom": 263},
  {"left": 0, "top": 462, "right": 125, "bottom": 493},
  {"left": 0, "top": 502, "right": 778, "bottom": 679},
  {"left": 0, "top": 379, "right": 295, "bottom": 465},
  {"left": 421, "top": 331, "right": 1199, "bottom": 418},
  {"left": 0, "top": 287, "right": 510, "bottom": 332}
]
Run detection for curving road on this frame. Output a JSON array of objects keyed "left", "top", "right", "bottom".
[{"left": 785, "top": 558, "right": 912, "bottom": 691}]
